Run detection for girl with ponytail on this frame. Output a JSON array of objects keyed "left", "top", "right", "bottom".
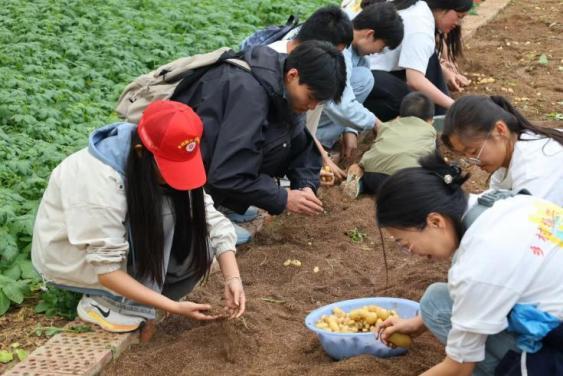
[
  {"left": 374, "top": 151, "right": 563, "bottom": 375},
  {"left": 443, "top": 95, "right": 563, "bottom": 205}
]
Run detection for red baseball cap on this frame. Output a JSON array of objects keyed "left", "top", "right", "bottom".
[{"left": 137, "top": 100, "right": 206, "bottom": 190}]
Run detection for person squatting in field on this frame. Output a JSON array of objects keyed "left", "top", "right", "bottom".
[
  {"left": 342, "top": 91, "right": 437, "bottom": 198},
  {"left": 32, "top": 101, "right": 245, "bottom": 333},
  {"left": 171, "top": 41, "right": 347, "bottom": 245},
  {"left": 365, "top": 0, "right": 473, "bottom": 121},
  {"left": 442, "top": 95, "right": 563, "bottom": 206},
  {"left": 374, "top": 152, "right": 563, "bottom": 375}
]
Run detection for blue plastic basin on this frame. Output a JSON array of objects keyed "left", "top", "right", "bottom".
[{"left": 304, "top": 297, "right": 420, "bottom": 360}]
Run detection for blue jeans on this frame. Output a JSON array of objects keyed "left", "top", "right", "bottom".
[
  {"left": 420, "top": 282, "right": 520, "bottom": 376},
  {"left": 316, "top": 66, "right": 374, "bottom": 148}
]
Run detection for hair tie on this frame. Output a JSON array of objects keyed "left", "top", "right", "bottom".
[{"left": 434, "top": 165, "right": 462, "bottom": 186}]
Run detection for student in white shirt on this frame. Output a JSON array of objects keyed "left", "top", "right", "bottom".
[
  {"left": 365, "top": 0, "right": 473, "bottom": 121},
  {"left": 374, "top": 152, "right": 563, "bottom": 376},
  {"left": 442, "top": 95, "right": 563, "bottom": 206}
]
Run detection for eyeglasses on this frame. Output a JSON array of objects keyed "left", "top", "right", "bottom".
[{"left": 453, "top": 131, "right": 492, "bottom": 168}]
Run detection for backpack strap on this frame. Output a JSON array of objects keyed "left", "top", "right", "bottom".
[{"left": 462, "top": 189, "right": 531, "bottom": 229}]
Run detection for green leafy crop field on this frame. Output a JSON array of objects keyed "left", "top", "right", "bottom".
[{"left": 0, "top": 0, "right": 329, "bottom": 316}]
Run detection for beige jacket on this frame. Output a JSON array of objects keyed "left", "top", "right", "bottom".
[{"left": 31, "top": 148, "right": 236, "bottom": 293}]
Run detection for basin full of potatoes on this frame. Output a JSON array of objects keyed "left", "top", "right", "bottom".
[{"left": 304, "top": 297, "right": 419, "bottom": 360}]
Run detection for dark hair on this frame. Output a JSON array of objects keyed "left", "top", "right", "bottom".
[
  {"left": 285, "top": 40, "right": 347, "bottom": 103},
  {"left": 392, "top": 0, "right": 473, "bottom": 61},
  {"left": 442, "top": 95, "right": 563, "bottom": 148},
  {"left": 376, "top": 151, "right": 469, "bottom": 240},
  {"left": 354, "top": 2, "right": 405, "bottom": 50},
  {"left": 125, "top": 131, "right": 211, "bottom": 286},
  {"left": 361, "top": 0, "right": 387, "bottom": 9},
  {"left": 399, "top": 92, "right": 435, "bottom": 120},
  {"left": 296, "top": 5, "right": 353, "bottom": 47}
]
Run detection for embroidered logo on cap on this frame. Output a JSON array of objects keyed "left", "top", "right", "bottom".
[{"left": 178, "top": 137, "right": 200, "bottom": 153}]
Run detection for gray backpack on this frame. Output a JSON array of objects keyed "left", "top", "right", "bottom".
[
  {"left": 115, "top": 47, "right": 250, "bottom": 124},
  {"left": 462, "top": 189, "right": 530, "bottom": 229}
]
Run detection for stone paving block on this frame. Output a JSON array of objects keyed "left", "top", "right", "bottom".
[
  {"left": 3, "top": 325, "right": 138, "bottom": 376},
  {"left": 47, "top": 329, "right": 138, "bottom": 358},
  {"left": 5, "top": 352, "right": 102, "bottom": 376}
]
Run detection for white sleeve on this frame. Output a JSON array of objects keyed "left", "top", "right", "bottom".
[
  {"left": 63, "top": 205, "right": 129, "bottom": 275},
  {"left": 204, "top": 192, "right": 237, "bottom": 256},
  {"left": 446, "top": 279, "right": 519, "bottom": 362},
  {"left": 450, "top": 279, "right": 519, "bottom": 334},
  {"left": 398, "top": 32, "right": 435, "bottom": 74},
  {"left": 510, "top": 157, "right": 553, "bottom": 197},
  {"left": 446, "top": 328, "right": 488, "bottom": 363},
  {"left": 58, "top": 162, "right": 129, "bottom": 275}
]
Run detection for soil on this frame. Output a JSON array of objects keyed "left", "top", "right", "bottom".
[
  {"left": 0, "top": 296, "right": 67, "bottom": 374},
  {"left": 459, "top": 0, "right": 562, "bottom": 120},
  {"left": 103, "top": 1, "right": 561, "bottom": 375},
  {"left": 2, "top": 0, "right": 560, "bottom": 375}
]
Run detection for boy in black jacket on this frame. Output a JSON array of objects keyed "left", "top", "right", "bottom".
[{"left": 172, "top": 41, "right": 346, "bottom": 243}]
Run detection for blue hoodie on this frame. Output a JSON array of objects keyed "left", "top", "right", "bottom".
[{"left": 88, "top": 122, "right": 137, "bottom": 175}]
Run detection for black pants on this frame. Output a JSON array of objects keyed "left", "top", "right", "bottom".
[
  {"left": 362, "top": 172, "right": 389, "bottom": 195},
  {"left": 364, "top": 52, "right": 449, "bottom": 122}
]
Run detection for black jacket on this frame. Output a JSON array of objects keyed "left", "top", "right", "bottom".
[{"left": 173, "top": 46, "right": 321, "bottom": 215}]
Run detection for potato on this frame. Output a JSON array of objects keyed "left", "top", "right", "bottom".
[
  {"left": 315, "top": 304, "right": 403, "bottom": 334},
  {"left": 349, "top": 309, "right": 368, "bottom": 321},
  {"left": 364, "top": 312, "right": 379, "bottom": 325},
  {"left": 388, "top": 333, "right": 412, "bottom": 348},
  {"left": 378, "top": 309, "right": 390, "bottom": 321},
  {"left": 327, "top": 317, "right": 339, "bottom": 332},
  {"left": 333, "top": 307, "right": 345, "bottom": 317}
]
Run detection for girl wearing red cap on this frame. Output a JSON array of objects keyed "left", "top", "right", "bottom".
[{"left": 32, "top": 100, "right": 245, "bottom": 333}]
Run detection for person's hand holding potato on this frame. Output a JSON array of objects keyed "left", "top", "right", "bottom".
[{"left": 374, "top": 314, "right": 426, "bottom": 348}]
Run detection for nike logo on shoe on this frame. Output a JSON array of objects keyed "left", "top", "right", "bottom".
[{"left": 91, "top": 303, "right": 111, "bottom": 318}]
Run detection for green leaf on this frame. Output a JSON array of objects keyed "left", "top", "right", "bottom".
[
  {"left": 17, "top": 259, "right": 39, "bottom": 280},
  {"left": 34, "top": 300, "right": 49, "bottom": 313},
  {"left": 0, "top": 290, "right": 10, "bottom": 315},
  {"left": 45, "top": 327, "right": 64, "bottom": 337},
  {"left": 538, "top": 54, "right": 549, "bottom": 65},
  {"left": 14, "top": 348, "right": 28, "bottom": 361},
  {"left": 0, "top": 350, "right": 13, "bottom": 363},
  {"left": 2, "top": 282, "right": 24, "bottom": 304},
  {"left": 2, "top": 263, "right": 21, "bottom": 280}
]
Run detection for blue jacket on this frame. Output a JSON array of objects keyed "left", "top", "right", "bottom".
[{"left": 322, "top": 46, "right": 376, "bottom": 132}]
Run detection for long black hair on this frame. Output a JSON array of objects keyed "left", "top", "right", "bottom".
[
  {"left": 393, "top": 0, "right": 473, "bottom": 62},
  {"left": 442, "top": 95, "right": 563, "bottom": 148},
  {"left": 376, "top": 151, "right": 470, "bottom": 240},
  {"left": 125, "top": 130, "right": 211, "bottom": 286}
]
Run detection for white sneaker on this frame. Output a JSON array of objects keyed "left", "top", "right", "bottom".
[{"left": 77, "top": 296, "right": 144, "bottom": 333}]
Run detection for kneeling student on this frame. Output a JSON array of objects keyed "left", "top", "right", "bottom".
[{"left": 343, "top": 92, "right": 436, "bottom": 197}]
